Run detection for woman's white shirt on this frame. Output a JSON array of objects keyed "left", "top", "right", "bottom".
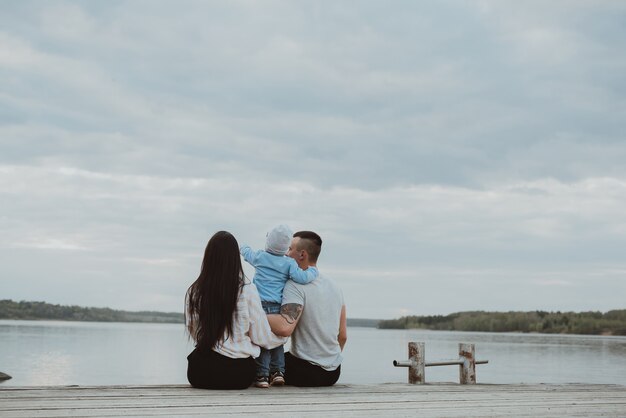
[{"left": 214, "top": 280, "right": 286, "bottom": 358}]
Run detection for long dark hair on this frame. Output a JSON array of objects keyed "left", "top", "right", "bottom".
[{"left": 185, "top": 231, "right": 244, "bottom": 350}]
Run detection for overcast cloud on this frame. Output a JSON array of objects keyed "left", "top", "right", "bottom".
[{"left": 1, "top": 1, "right": 625, "bottom": 319}]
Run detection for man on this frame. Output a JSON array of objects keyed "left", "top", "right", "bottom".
[{"left": 268, "top": 230, "right": 347, "bottom": 386}]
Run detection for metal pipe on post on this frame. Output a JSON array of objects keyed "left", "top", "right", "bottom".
[
  {"left": 459, "top": 343, "right": 476, "bottom": 384},
  {"left": 394, "top": 342, "right": 487, "bottom": 384},
  {"left": 392, "top": 341, "right": 425, "bottom": 384}
]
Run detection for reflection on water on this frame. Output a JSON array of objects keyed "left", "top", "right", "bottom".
[
  {"left": 23, "top": 352, "right": 73, "bottom": 386},
  {"left": 342, "top": 328, "right": 626, "bottom": 385},
  {"left": 0, "top": 320, "right": 193, "bottom": 386},
  {"left": 1, "top": 320, "right": 624, "bottom": 386}
]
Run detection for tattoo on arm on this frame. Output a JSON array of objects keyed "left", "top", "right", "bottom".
[{"left": 280, "top": 304, "right": 303, "bottom": 324}]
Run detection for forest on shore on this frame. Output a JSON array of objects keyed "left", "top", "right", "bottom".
[
  {"left": 3, "top": 300, "right": 625, "bottom": 335},
  {"left": 0, "top": 300, "right": 378, "bottom": 327},
  {"left": 378, "top": 310, "right": 626, "bottom": 335},
  {"left": 0, "top": 300, "right": 184, "bottom": 323}
]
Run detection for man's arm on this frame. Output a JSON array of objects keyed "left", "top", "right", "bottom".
[
  {"left": 338, "top": 304, "right": 347, "bottom": 351},
  {"left": 267, "top": 303, "right": 303, "bottom": 337}
]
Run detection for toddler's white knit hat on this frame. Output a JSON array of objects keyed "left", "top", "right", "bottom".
[{"left": 265, "top": 224, "right": 293, "bottom": 256}]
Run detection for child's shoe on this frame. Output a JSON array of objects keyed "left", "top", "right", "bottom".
[
  {"left": 270, "top": 371, "right": 285, "bottom": 386},
  {"left": 255, "top": 375, "right": 270, "bottom": 388}
]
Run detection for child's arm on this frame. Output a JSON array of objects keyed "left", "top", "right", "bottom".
[
  {"left": 239, "top": 244, "right": 260, "bottom": 266},
  {"left": 286, "top": 259, "right": 319, "bottom": 284}
]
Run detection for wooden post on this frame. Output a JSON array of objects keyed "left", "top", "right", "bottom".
[
  {"left": 408, "top": 342, "right": 425, "bottom": 384},
  {"left": 458, "top": 343, "right": 476, "bottom": 384}
]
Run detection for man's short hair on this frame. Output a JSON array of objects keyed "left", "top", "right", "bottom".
[{"left": 293, "top": 231, "right": 322, "bottom": 263}]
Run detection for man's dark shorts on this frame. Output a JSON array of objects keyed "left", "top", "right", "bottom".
[{"left": 284, "top": 352, "right": 340, "bottom": 387}]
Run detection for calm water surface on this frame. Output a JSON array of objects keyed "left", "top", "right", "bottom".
[{"left": 1, "top": 320, "right": 624, "bottom": 386}]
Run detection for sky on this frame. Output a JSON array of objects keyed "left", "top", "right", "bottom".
[{"left": 1, "top": 1, "right": 625, "bottom": 319}]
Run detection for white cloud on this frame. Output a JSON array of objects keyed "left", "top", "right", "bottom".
[
  {"left": 10, "top": 237, "right": 90, "bottom": 251},
  {"left": 0, "top": 33, "right": 40, "bottom": 67},
  {"left": 40, "top": 3, "right": 97, "bottom": 41},
  {"left": 2, "top": 160, "right": 625, "bottom": 316},
  {"left": 1, "top": 1, "right": 625, "bottom": 317}
]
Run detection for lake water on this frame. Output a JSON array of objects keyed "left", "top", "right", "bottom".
[{"left": 1, "top": 320, "right": 624, "bottom": 386}]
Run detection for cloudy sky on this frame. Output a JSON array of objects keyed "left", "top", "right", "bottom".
[{"left": 1, "top": 1, "right": 625, "bottom": 319}]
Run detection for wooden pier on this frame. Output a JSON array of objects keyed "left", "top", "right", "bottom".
[{"left": 1, "top": 383, "right": 625, "bottom": 417}]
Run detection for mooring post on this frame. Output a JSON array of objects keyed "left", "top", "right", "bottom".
[
  {"left": 407, "top": 342, "right": 425, "bottom": 384},
  {"left": 392, "top": 341, "right": 425, "bottom": 384},
  {"left": 458, "top": 343, "right": 476, "bottom": 384},
  {"left": 395, "top": 342, "right": 487, "bottom": 384}
]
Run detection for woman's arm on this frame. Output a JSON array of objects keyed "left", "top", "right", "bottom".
[{"left": 245, "top": 284, "right": 287, "bottom": 349}]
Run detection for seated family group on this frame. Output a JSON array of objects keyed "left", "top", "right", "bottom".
[{"left": 185, "top": 226, "right": 347, "bottom": 389}]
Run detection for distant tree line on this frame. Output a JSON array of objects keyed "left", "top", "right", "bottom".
[
  {"left": 346, "top": 318, "right": 380, "bottom": 328},
  {"left": 0, "top": 300, "right": 382, "bottom": 327},
  {"left": 378, "top": 310, "right": 626, "bottom": 335},
  {"left": 0, "top": 300, "right": 184, "bottom": 323},
  {"left": 5, "top": 300, "right": 624, "bottom": 335}
]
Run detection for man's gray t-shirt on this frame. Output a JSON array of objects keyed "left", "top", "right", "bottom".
[{"left": 282, "top": 272, "right": 344, "bottom": 371}]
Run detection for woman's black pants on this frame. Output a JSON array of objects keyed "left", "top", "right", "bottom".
[{"left": 187, "top": 348, "right": 255, "bottom": 390}]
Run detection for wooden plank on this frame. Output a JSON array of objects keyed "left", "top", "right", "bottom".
[
  {"left": 0, "top": 401, "right": 623, "bottom": 418},
  {"left": 1, "top": 384, "right": 624, "bottom": 418}
]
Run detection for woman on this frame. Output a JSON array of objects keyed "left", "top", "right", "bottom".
[{"left": 185, "top": 231, "right": 284, "bottom": 389}]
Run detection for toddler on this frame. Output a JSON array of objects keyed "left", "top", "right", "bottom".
[{"left": 240, "top": 224, "right": 318, "bottom": 388}]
